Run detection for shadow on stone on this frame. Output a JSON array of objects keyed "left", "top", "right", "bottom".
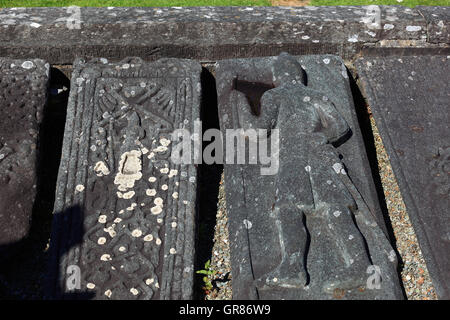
[
  {"left": 46, "top": 205, "right": 95, "bottom": 300},
  {"left": 0, "top": 67, "right": 69, "bottom": 299},
  {"left": 194, "top": 66, "right": 223, "bottom": 300}
]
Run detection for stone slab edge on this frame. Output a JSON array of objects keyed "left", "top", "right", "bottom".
[
  {"left": 355, "top": 57, "right": 449, "bottom": 299},
  {"left": 0, "top": 6, "right": 448, "bottom": 64}
]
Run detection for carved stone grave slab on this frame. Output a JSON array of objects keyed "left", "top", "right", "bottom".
[
  {"left": 356, "top": 55, "right": 450, "bottom": 299},
  {"left": 216, "top": 53, "right": 404, "bottom": 299},
  {"left": 47, "top": 57, "right": 201, "bottom": 299},
  {"left": 0, "top": 58, "right": 49, "bottom": 259}
]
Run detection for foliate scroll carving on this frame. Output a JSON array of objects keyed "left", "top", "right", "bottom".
[{"left": 49, "top": 57, "right": 201, "bottom": 300}]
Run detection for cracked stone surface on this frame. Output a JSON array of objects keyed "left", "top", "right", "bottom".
[
  {"left": 0, "top": 58, "right": 49, "bottom": 260},
  {"left": 47, "top": 57, "right": 202, "bottom": 300}
]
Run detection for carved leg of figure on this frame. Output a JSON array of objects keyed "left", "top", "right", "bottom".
[
  {"left": 321, "top": 205, "right": 371, "bottom": 292},
  {"left": 255, "top": 200, "right": 308, "bottom": 289}
]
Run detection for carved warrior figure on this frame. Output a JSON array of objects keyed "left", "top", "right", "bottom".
[{"left": 238, "top": 53, "right": 373, "bottom": 292}]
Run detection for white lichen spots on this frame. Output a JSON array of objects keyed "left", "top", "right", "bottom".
[
  {"left": 104, "top": 225, "right": 117, "bottom": 238},
  {"left": 348, "top": 234, "right": 354, "bottom": 240},
  {"left": 145, "top": 278, "right": 154, "bottom": 285},
  {"left": 333, "top": 210, "right": 341, "bottom": 218},
  {"left": 147, "top": 152, "right": 155, "bottom": 159},
  {"left": 273, "top": 278, "right": 278, "bottom": 283},
  {"left": 243, "top": 219, "right": 253, "bottom": 229},
  {"left": 148, "top": 176, "right": 157, "bottom": 183},
  {"left": 189, "top": 176, "right": 196, "bottom": 183},
  {"left": 303, "top": 96, "right": 311, "bottom": 102},
  {"left": 29, "top": 22, "right": 41, "bottom": 28},
  {"left": 100, "top": 58, "right": 108, "bottom": 64},
  {"left": 75, "top": 184, "right": 85, "bottom": 193},
  {"left": 406, "top": 25, "right": 421, "bottom": 32},
  {"left": 326, "top": 180, "right": 332, "bottom": 185},
  {"left": 114, "top": 218, "right": 122, "bottom": 223},
  {"left": 168, "top": 169, "right": 178, "bottom": 178},
  {"left": 101, "top": 254, "right": 112, "bottom": 261},
  {"left": 349, "top": 258, "right": 354, "bottom": 265},
  {"left": 97, "top": 237, "right": 107, "bottom": 245},
  {"left": 122, "top": 63, "right": 130, "bottom": 69},
  {"left": 114, "top": 150, "right": 142, "bottom": 191},
  {"left": 98, "top": 215, "right": 107, "bottom": 224},
  {"left": 154, "top": 197, "right": 163, "bottom": 206},
  {"left": 305, "top": 165, "right": 311, "bottom": 172},
  {"left": 169, "top": 248, "right": 177, "bottom": 254},
  {"left": 86, "top": 283, "right": 95, "bottom": 289},
  {"left": 160, "top": 167, "right": 169, "bottom": 174},
  {"left": 322, "top": 96, "right": 329, "bottom": 102},
  {"left": 161, "top": 184, "right": 168, "bottom": 191},
  {"left": 130, "top": 288, "right": 139, "bottom": 296},
  {"left": 146, "top": 188, "right": 156, "bottom": 197},
  {"left": 183, "top": 200, "right": 189, "bottom": 205},
  {"left": 332, "top": 163, "right": 343, "bottom": 174},
  {"left": 131, "top": 229, "right": 142, "bottom": 237},
  {"left": 157, "top": 218, "right": 163, "bottom": 224},
  {"left": 172, "top": 192, "right": 179, "bottom": 199},
  {"left": 126, "top": 203, "right": 137, "bottom": 211},
  {"left": 171, "top": 222, "right": 177, "bottom": 228},
  {"left": 94, "top": 161, "right": 110, "bottom": 177},
  {"left": 141, "top": 147, "right": 149, "bottom": 155},
  {"left": 160, "top": 138, "right": 171, "bottom": 147},
  {"left": 323, "top": 58, "right": 330, "bottom": 64},
  {"left": 155, "top": 282, "right": 160, "bottom": 289},
  {"left": 383, "top": 24, "right": 395, "bottom": 30},
  {"left": 348, "top": 34, "right": 359, "bottom": 42},
  {"left": 122, "top": 190, "right": 135, "bottom": 199},
  {"left": 151, "top": 206, "right": 162, "bottom": 215},
  {"left": 156, "top": 238, "right": 162, "bottom": 245},
  {"left": 301, "top": 35, "right": 310, "bottom": 40},
  {"left": 388, "top": 250, "right": 396, "bottom": 262},
  {"left": 154, "top": 146, "right": 168, "bottom": 153},
  {"left": 119, "top": 246, "right": 126, "bottom": 252},
  {"left": 119, "top": 209, "right": 124, "bottom": 214},
  {"left": 21, "top": 61, "right": 35, "bottom": 69},
  {"left": 143, "top": 234, "right": 154, "bottom": 242},
  {"left": 104, "top": 290, "right": 112, "bottom": 298}
]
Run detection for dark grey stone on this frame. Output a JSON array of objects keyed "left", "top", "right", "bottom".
[
  {"left": 216, "top": 53, "right": 403, "bottom": 300},
  {"left": 356, "top": 55, "right": 450, "bottom": 300},
  {"left": 0, "top": 58, "right": 49, "bottom": 259},
  {"left": 47, "top": 57, "right": 201, "bottom": 299},
  {"left": 0, "top": 6, "right": 446, "bottom": 64},
  {"left": 417, "top": 6, "right": 450, "bottom": 43}
]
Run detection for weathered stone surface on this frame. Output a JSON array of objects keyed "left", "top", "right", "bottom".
[
  {"left": 0, "top": 6, "right": 447, "bottom": 64},
  {"left": 417, "top": 6, "right": 450, "bottom": 43},
  {"left": 216, "top": 53, "right": 403, "bottom": 300},
  {"left": 0, "top": 58, "right": 49, "bottom": 259},
  {"left": 47, "top": 57, "right": 201, "bottom": 299},
  {"left": 356, "top": 55, "right": 450, "bottom": 300}
]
